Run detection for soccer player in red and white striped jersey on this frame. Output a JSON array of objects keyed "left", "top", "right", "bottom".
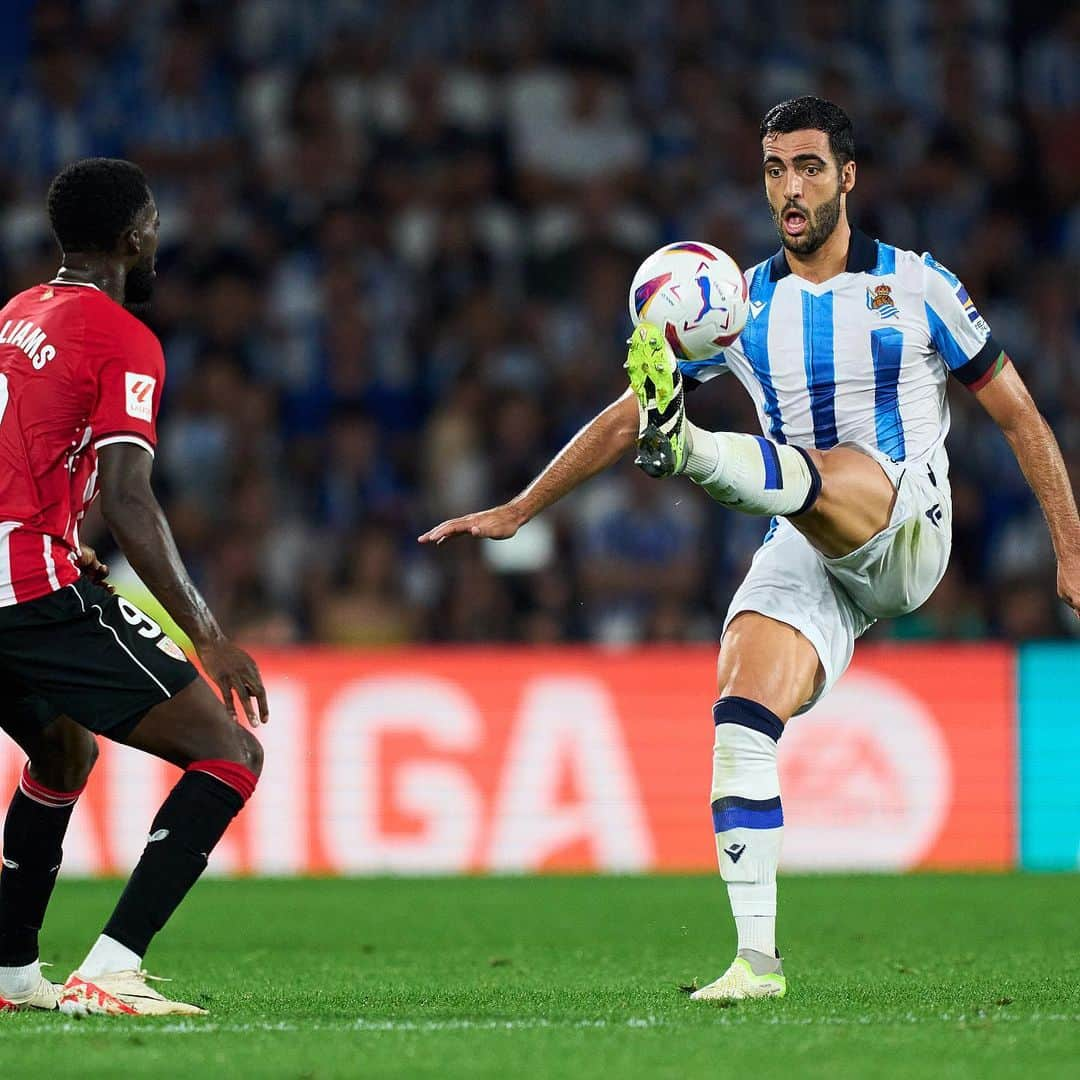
[
  {"left": 0, "top": 159, "right": 268, "bottom": 1016},
  {"left": 0, "top": 255, "right": 164, "bottom": 602}
]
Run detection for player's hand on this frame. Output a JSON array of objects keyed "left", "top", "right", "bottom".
[
  {"left": 78, "top": 544, "right": 113, "bottom": 590},
  {"left": 418, "top": 503, "right": 527, "bottom": 545},
  {"left": 1057, "top": 555, "right": 1080, "bottom": 618},
  {"left": 197, "top": 638, "right": 270, "bottom": 727}
]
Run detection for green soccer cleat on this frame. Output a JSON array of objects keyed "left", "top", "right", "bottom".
[
  {"left": 624, "top": 322, "right": 687, "bottom": 478},
  {"left": 689, "top": 953, "right": 787, "bottom": 1002}
]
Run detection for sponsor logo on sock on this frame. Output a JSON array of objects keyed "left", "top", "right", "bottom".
[
  {"left": 749, "top": 301, "right": 766, "bottom": 319},
  {"left": 723, "top": 843, "right": 746, "bottom": 863},
  {"left": 148, "top": 829, "right": 170, "bottom": 842},
  {"left": 2, "top": 858, "right": 18, "bottom": 869}
]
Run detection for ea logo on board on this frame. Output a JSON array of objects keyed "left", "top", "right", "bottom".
[{"left": 779, "top": 671, "right": 951, "bottom": 871}]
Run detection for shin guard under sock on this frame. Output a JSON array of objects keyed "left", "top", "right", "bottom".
[
  {"left": 711, "top": 698, "right": 784, "bottom": 957},
  {"left": 685, "top": 424, "right": 821, "bottom": 517},
  {"left": 100, "top": 761, "right": 256, "bottom": 959},
  {"left": 0, "top": 767, "right": 83, "bottom": 967}
]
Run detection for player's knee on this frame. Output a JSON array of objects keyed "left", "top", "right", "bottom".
[
  {"left": 209, "top": 725, "right": 263, "bottom": 778},
  {"left": 187, "top": 691, "right": 264, "bottom": 777},
  {"left": 30, "top": 723, "right": 98, "bottom": 793},
  {"left": 209, "top": 725, "right": 264, "bottom": 777},
  {"left": 72, "top": 733, "right": 100, "bottom": 788},
  {"left": 237, "top": 729, "right": 264, "bottom": 778},
  {"left": 185, "top": 729, "right": 263, "bottom": 806}
]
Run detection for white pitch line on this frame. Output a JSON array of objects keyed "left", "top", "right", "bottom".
[
  {"left": 0, "top": 1016, "right": 664, "bottom": 1036},
  {"left": 2, "top": 1012, "right": 1079, "bottom": 1037}
]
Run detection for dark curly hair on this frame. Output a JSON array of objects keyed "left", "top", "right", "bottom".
[
  {"left": 760, "top": 96, "right": 855, "bottom": 167},
  {"left": 47, "top": 158, "right": 151, "bottom": 253}
]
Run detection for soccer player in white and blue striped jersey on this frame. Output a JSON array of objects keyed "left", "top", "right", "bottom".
[{"left": 420, "top": 97, "right": 1080, "bottom": 1003}]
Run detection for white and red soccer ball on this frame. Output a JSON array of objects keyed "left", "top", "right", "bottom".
[{"left": 628, "top": 241, "right": 749, "bottom": 361}]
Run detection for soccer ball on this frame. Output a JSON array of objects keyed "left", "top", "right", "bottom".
[{"left": 628, "top": 241, "right": 749, "bottom": 361}]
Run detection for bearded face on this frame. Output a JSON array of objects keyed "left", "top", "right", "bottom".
[
  {"left": 762, "top": 129, "right": 851, "bottom": 258},
  {"left": 770, "top": 181, "right": 843, "bottom": 257}
]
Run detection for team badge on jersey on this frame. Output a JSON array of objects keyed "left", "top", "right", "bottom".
[
  {"left": 125, "top": 372, "right": 156, "bottom": 421},
  {"left": 866, "top": 284, "right": 899, "bottom": 319}
]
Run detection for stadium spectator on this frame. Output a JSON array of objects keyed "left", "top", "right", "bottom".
[{"left": 2, "top": 1, "right": 1075, "bottom": 645}]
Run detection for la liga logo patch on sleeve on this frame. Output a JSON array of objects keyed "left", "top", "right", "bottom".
[{"left": 125, "top": 372, "right": 156, "bottom": 421}]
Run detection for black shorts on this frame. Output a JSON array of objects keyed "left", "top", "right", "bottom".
[{"left": 0, "top": 577, "right": 199, "bottom": 741}]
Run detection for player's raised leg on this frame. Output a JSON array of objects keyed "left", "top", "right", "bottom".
[
  {"left": 59, "top": 679, "right": 262, "bottom": 1017},
  {"left": 627, "top": 322, "right": 897, "bottom": 559},
  {"left": 0, "top": 710, "right": 97, "bottom": 1012},
  {"left": 628, "top": 322, "right": 822, "bottom": 512},
  {"left": 690, "top": 613, "right": 819, "bottom": 1001}
]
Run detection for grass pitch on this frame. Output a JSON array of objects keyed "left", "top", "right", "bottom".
[{"left": 1, "top": 875, "right": 1078, "bottom": 1078}]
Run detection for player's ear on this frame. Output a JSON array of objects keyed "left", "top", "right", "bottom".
[
  {"left": 840, "top": 160, "right": 856, "bottom": 194},
  {"left": 125, "top": 226, "right": 142, "bottom": 257}
]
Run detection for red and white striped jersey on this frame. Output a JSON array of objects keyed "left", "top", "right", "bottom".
[{"left": 0, "top": 280, "right": 164, "bottom": 606}]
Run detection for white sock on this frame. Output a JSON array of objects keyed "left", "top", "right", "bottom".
[
  {"left": 730, "top": 884, "right": 777, "bottom": 955},
  {"left": 0, "top": 958, "right": 41, "bottom": 996},
  {"left": 711, "top": 698, "right": 784, "bottom": 958},
  {"left": 684, "top": 422, "right": 819, "bottom": 517},
  {"left": 78, "top": 934, "right": 142, "bottom": 979}
]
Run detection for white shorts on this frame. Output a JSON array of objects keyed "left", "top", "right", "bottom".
[{"left": 722, "top": 443, "right": 952, "bottom": 714}]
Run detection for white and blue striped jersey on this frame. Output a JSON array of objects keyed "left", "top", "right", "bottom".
[{"left": 678, "top": 230, "right": 1006, "bottom": 465}]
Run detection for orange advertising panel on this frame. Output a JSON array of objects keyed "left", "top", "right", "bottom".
[{"left": 0, "top": 645, "right": 1014, "bottom": 874}]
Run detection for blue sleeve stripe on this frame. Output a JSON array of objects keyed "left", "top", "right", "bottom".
[
  {"left": 870, "top": 327, "right": 906, "bottom": 460},
  {"left": 801, "top": 290, "right": 838, "bottom": 448},
  {"left": 924, "top": 301, "right": 970, "bottom": 371},
  {"left": 712, "top": 796, "right": 784, "bottom": 832},
  {"left": 754, "top": 436, "right": 782, "bottom": 490}
]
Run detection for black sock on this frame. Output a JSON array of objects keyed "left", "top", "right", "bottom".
[
  {"left": 0, "top": 787, "right": 78, "bottom": 966},
  {"left": 103, "top": 771, "right": 244, "bottom": 957}
]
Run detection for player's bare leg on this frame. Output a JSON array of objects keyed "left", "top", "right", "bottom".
[
  {"left": 60, "top": 679, "right": 262, "bottom": 1017},
  {"left": 628, "top": 323, "right": 898, "bottom": 556},
  {"left": 789, "top": 447, "right": 896, "bottom": 557},
  {"left": 715, "top": 613, "right": 820, "bottom": 719},
  {"left": 0, "top": 713, "right": 97, "bottom": 1011}
]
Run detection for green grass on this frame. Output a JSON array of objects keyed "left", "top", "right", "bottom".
[{"left": 2, "top": 875, "right": 1079, "bottom": 1078}]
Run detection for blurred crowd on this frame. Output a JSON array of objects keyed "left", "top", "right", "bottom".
[{"left": 1, "top": 0, "right": 1077, "bottom": 645}]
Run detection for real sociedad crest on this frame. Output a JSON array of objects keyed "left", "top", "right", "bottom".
[{"left": 866, "top": 283, "right": 899, "bottom": 319}]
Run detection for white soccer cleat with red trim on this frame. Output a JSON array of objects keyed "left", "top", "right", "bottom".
[
  {"left": 0, "top": 975, "right": 60, "bottom": 1012},
  {"left": 58, "top": 970, "right": 207, "bottom": 1016}
]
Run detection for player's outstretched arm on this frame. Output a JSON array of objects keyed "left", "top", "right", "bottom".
[
  {"left": 97, "top": 443, "right": 270, "bottom": 725},
  {"left": 975, "top": 361, "right": 1080, "bottom": 616},
  {"left": 418, "top": 390, "right": 639, "bottom": 544}
]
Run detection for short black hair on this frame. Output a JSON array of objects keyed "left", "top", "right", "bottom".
[
  {"left": 760, "top": 96, "right": 855, "bottom": 167},
  {"left": 47, "top": 158, "right": 151, "bottom": 253}
]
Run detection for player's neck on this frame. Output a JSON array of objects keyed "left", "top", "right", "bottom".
[
  {"left": 782, "top": 218, "right": 852, "bottom": 285},
  {"left": 53, "top": 257, "right": 126, "bottom": 305}
]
